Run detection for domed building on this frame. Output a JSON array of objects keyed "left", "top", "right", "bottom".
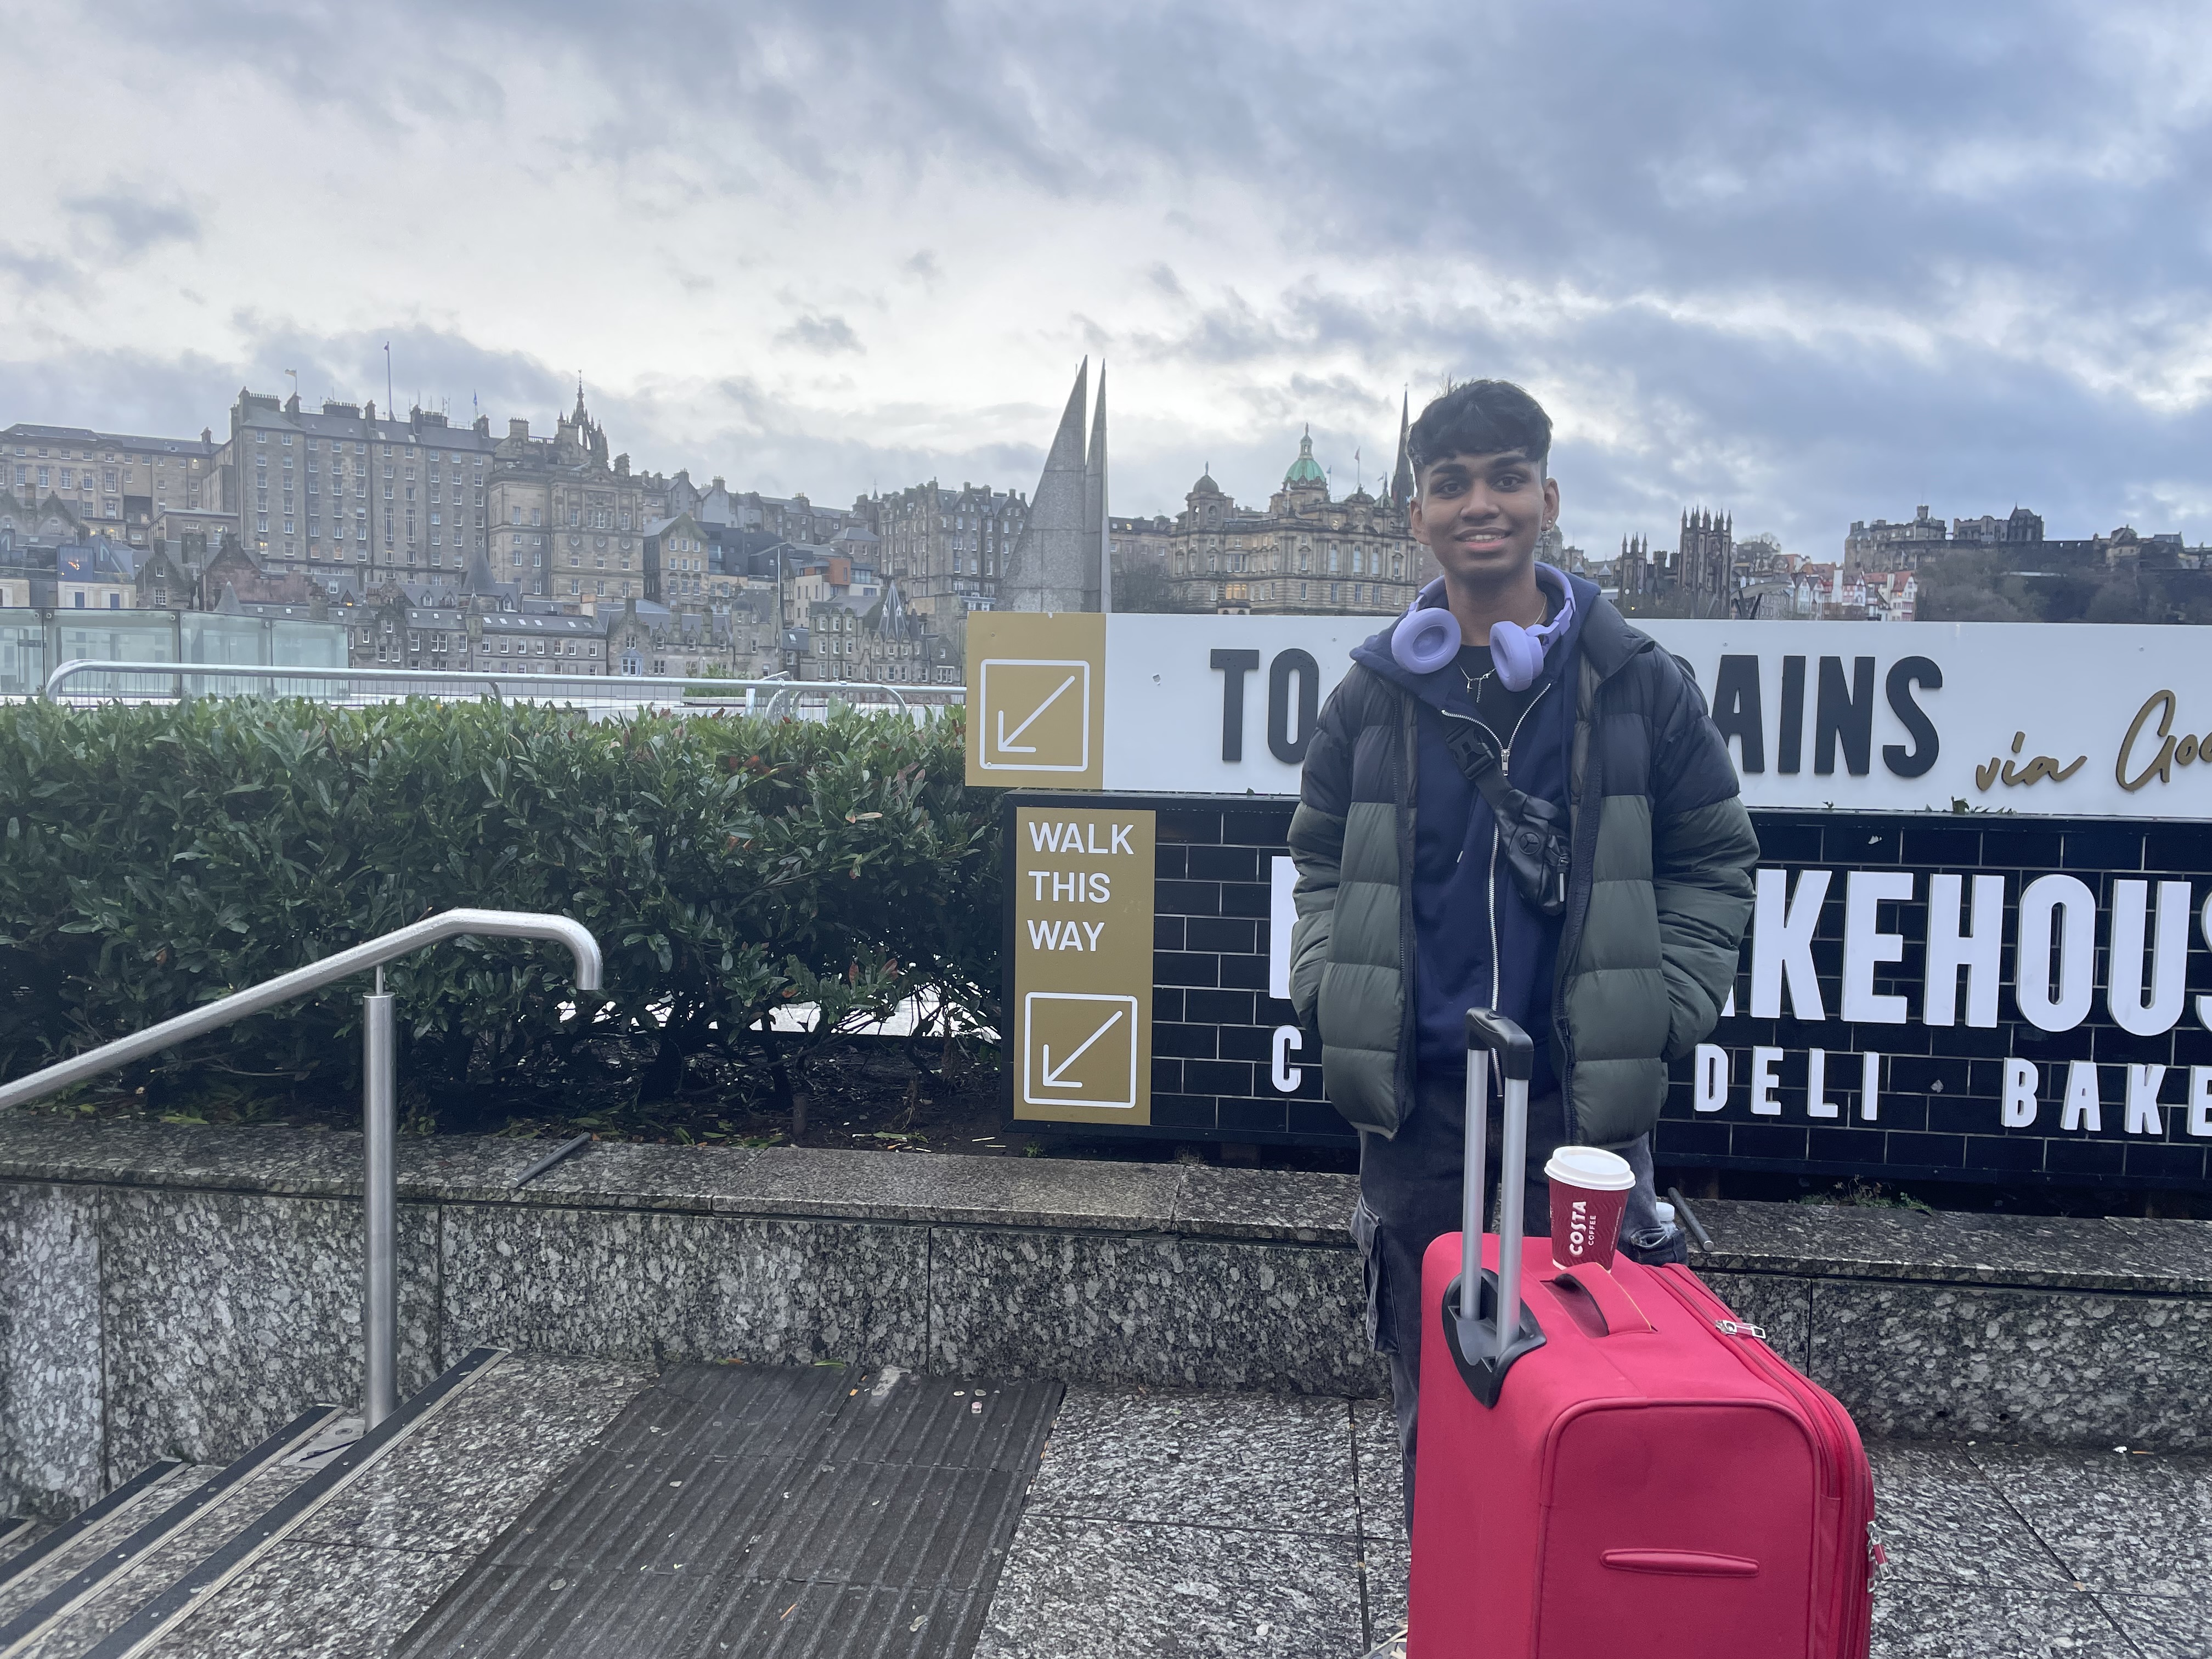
[{"left": 1164, "top": 421, "right": 1419, "bottom": 616}]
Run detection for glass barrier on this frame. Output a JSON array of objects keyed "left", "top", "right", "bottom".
[{"left": 0, "top": 614, "right": 47, "bottom": 698}]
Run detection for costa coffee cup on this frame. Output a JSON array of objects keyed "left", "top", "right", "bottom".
[{"left": 1544, "top": 1146, "right": 1636, "bottom": 1271}]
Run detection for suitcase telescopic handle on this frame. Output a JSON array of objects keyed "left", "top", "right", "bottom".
[{"left": 1462, "top": 1008, "right": 1534, "bottom": 1371}]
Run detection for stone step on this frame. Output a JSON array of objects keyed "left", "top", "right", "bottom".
[
  {"left": 0, "top": 1462, "right": 195, "bottom": 1632},
  {"left": 112, "top": 1352, "right": 654, "bottom": 1658}
]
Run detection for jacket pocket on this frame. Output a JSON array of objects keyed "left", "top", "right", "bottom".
[{"left": 1350, "top": 1197, "right": 1395, "bottom": 1355}]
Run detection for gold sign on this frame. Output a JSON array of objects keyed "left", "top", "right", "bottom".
[
  {"left": 1012, "top": 805, "right": 1154, "bottom": 1125},
  {"left": 965, "top": 612, "right": 1105, "bottom": 789}
]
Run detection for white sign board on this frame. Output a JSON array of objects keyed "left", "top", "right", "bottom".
[{"left": 1098, "top": 616, "right": 2212, "bottom": 820}]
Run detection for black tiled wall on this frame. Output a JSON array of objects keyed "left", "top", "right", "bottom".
[
  {"left": 1011, "top": 794, "right": 2212, "bottom": 1186},
  {"left": 1146, "top": 799, "right": 1346, "bottom": 1141},
  {"left": 1660, "top": 812, "right": 2212, "bottom": 1190}
]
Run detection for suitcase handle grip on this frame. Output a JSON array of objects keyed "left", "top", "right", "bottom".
[
  {"left": 1458, "top": 1009, "right": 1541, "bottom": 1384},
  {"left": 1543, "top": 1262, "right": 1653, "bottom": 1336},
  {"left": 1464, "top": 1008, "right": 1532, "bottom": 1080}
]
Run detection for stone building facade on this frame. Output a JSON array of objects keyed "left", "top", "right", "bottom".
[
  {"left": 2, "top": 422, "right": 220, "bottom": 548},
  {"left": 216, "top": 391, "right": 494, "bottom": 581},
  {"left": 864, "top": 480, "right": 1028, "bottom": 618},
  {"left": 486, "top": 389, "right": 674, "bottom": 616},
  {"left": 804, "top": 578, "right": 957, "bottom": 685},
  {"left": 1677, "top": 506, "right": 1734, "bottom": 614},
  {"left": 1164, "top": 431, "right": 1417, "bottom": 616}
]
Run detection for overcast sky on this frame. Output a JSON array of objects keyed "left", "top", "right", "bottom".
[{"left": 4, "top": 1, "right": 2209, "bottom": 557}]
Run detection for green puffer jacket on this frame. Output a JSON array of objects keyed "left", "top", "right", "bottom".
[{"left": 1287, "top": 592, "right": 1758, "bottom": 1147}]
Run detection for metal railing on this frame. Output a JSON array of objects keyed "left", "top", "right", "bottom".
[
  {"left": 38, "top": 659, "right": 955, "bottom": 715},
  {"left": 0, "top": 910, "right": 603, "bottom": 1427}
]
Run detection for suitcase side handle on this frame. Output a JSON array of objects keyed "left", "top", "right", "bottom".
[
  {"left": 1454, "top": 1008, "right": 1546, "bottom": 1406},
  {"left": 1542, "top": 1262, "right": 1654, "bottom": 1336}
]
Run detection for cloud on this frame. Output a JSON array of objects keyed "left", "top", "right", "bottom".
[
  {"left": 775, "top": 314, "right": 864, "bottom": 356},
  {"left": 0, "top": 247, "right": 90, "bottom": 298},
  {"left": 1, "top": 0, "right": 2208, "bottom": 555},
  {"left": 64, "top": 188, "right": 200, "bottom": 256}
]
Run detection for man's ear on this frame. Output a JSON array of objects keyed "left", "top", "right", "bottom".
[{"left": 1542, "top": 474, "right": 1560, "bottom": 530}]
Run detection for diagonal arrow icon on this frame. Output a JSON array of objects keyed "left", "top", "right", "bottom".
[
  {"left": 1039, "top": 1007, "right": 1124, "bottom": 1089},
  {"left": 995, "top": 673, "right": 1077, "bottom": 755}
]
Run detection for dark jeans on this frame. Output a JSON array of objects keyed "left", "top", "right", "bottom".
[{"left": 1353, "top": 1073, "right": 1665, "bottom": 1531}]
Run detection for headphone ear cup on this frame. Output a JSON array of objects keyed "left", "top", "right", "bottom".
[
  {"left": 1488, "top": 622, "right": 1545, "bottom": 691},
  {"left": 1392, "top": 608, "right": 1462, "bottom": 674}
]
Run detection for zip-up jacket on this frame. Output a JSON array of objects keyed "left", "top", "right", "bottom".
[{"left": 1286, "top": 584, "right": 1758, "bottom": 1147}]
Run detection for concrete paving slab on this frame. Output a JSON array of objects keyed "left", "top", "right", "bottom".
[
  {"left": 975, "top": 1516, "right": 1367, "bottom": 1659},
  {"left": 1349, "top": 1396, "right": 1404, "bottom": 1542},
  {"left": 1024, "top": 1387, "right": 1357, "bottom": 1537},
  {"left": 1867, "top": 1585, "right": 2130, "bottom": 1655},
  {"left": 1359, "top": 1537, "right": 1407, "bottom": 1648},
  {"left": 2107, "top": 1593, "right": 2212, "bottom": 1659},
  {"left": 1865, "top": 1440, "right": 2074, "bottom": 1590},
  {"left": 1962, "top": 1440, "right": 2212, "bottom": 1599}
]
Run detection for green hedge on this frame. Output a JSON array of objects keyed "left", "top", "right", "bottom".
[{"left": 0, "top": 698, "right": 998, "bottom": 1111}]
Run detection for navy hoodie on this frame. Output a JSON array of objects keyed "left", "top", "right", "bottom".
[{"left": 1348, "top": 570, "right": 1598, "bottom": 1100}]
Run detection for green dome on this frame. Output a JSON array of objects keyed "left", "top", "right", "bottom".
[{"left": 1284, "top": 427, "right": 1326, "bottom": 487}]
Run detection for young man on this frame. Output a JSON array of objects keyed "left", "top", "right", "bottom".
[{"left": 1288, "top": 380, "right": 1757, "bottom": 1533}]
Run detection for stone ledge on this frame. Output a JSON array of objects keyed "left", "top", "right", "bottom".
[
  {"left": 0, "top": 1114, "right": 1359, "bottom": 1244},
  {"left": 1687, "top": 1197, "right": 2212, "bottom": 1297}
]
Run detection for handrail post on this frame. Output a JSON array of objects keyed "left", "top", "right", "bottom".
[{"left": 362, "top": 975, "right": 398, "bottom": 1427}]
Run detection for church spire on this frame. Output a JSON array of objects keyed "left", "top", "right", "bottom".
[{"left": 1390, "top": 389, "right": 1414, "bottom": 507}]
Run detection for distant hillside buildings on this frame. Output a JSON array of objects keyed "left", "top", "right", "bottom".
[{"left": 13, "top": 383, "right": 2211, "bottom": 650}]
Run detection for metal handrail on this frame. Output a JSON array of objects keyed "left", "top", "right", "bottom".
[
  {"left": 40, "top": 659, "right": 942, "bottom": 710},
  {"left": 0, "top": 910, "right": 600, "bottom": 1111},
  {"left": 0, "top": 908, "right": 603, "bottom": 1427}
]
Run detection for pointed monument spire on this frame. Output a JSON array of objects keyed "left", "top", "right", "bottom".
[
  {"left": 1391, "top": 389, "right": 1415, "bottom": 507},
  {"left": 1086, "top": 360, "right": 1109, "bottom": 613},
  {"left": 1001, "top": 358, "right": 1094, "bottom": 612}
]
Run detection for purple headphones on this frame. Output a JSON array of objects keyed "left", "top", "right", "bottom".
[{"left": 1389, "top": 562, "right": 1576, "bottom": 690}]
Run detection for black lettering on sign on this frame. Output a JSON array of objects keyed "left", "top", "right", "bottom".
[
  {"left": 1267, "top": 649, "right": 1319, "bottom": 764},
  {"left": 1713, "top": 654, "right": 1765, "bottom": 774},
  {"left": 1778, "top": 656, "right": 1807, "bottom": 775},
  {"left": 1883, "top": 656, "right": 1942, "bottom": 778},
  {"left": 1211, "top": 648, "right": 1260, "bottom": 763},
  {"left": 1815, "top": 655, "right": 1875, "bottom": 776}
]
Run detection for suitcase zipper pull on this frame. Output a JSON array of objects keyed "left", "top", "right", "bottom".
[
  {"left": 1714, "top": 1318, "right": 1767, "bottom": 1340},
  {"left": 1867, "top": 1523, "right": 1889, "bottom": 1590}
]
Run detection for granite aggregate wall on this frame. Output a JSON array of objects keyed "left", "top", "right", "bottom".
[
  {"left": 0, "top": 1120, "right": 1383, "bottom": 1519},
  {"left": 7, "top": 1123, "right": 2212, "bottom": 1520}
]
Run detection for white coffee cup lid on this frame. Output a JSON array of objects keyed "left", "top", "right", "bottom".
[{"left": 1544, "top": 1146, "right": 1635, "bottom": 1191}]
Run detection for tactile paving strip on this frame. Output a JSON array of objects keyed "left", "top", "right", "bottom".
[{"left": 395, "top": 1364, "right": 1062, "bottom": 1659}]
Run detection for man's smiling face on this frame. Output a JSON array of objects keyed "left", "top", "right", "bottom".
[{"left": 1409, "top": 448, "right": 1560, "bottom": 587}]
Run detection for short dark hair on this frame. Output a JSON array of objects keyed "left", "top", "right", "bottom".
[{"left": 1408, "top": 380, "right": 1553, "bottom": 476}]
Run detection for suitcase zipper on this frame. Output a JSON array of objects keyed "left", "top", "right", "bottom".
[{"left": 1649, "top": 1267, "right": 1877, "bottom": 1658}]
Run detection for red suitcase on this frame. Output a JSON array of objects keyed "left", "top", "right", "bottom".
[{"left": 1408, "top": 1010, "right": 1877, "bottom": 1658}]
